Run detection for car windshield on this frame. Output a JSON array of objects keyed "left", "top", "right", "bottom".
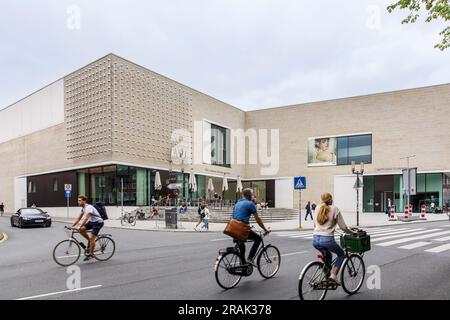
[{"left": 20, "top": 209, "right": 44, "bottom": 215}]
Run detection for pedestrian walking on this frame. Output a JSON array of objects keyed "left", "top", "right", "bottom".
[
  {"left": 195, "top": 202, "right": 205, "bottom": 231},
  {"left": 0, "top": 202, "right": 4, "bottom": 217},
  {"left": 385, "top": 198, "right": 392, "bottom": 217},
  {"left": 200, "top": 204, "right": 211, "bottom": 231},
  {"left": 305, "top": 201, "right": 313, "bottom": 221}
]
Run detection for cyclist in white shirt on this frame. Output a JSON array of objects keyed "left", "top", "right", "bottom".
[{"left": 72, "top": 195, "right": 104, "bottom": 261}]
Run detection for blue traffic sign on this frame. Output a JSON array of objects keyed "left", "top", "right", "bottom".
[
  {"left": 65, "top": 190, "right": 71, "bottom": 198},
  {"left": 294, "top": 176, "right": 306, "bottom": 190}
]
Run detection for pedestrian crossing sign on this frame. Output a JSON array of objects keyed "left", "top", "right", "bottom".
[{"left": 294, "top": 176, "right": 306, "bottom": 190}]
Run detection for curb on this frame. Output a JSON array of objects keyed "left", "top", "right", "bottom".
[{"left": 49, "top": 216, "right": 449, "bottom": 233}]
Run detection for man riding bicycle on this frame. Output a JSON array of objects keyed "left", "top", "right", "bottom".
[
  {"left": 72, "top": 195, "right": 104, "bottom": 261},
  {"left": 232, "top": 188, "right": 270, "bottom": 266}
]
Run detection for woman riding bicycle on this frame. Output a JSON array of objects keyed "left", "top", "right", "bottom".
[{"left": 313, "top": 193, "right": 356, "bottom": 285}]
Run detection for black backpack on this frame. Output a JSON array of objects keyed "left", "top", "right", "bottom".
[{"left": 94, "top": 203, "right": 109, "bottom": 221}]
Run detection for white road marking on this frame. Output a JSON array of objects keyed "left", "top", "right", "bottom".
[
  {"left": 367, "top": 228, "right": 411, "bottom": 234},
  {"left": 372, "top": 229, "right": 442, "bottom": 242},
  {"left": 425, "top": 244, "right": 450, "bottom": 253},
  {"left": 377, "top": 230, "right": 450, "bottom": 247},
  {"left": 210, "top": 238, "right": 228, "bottom": 242},
  {"left": 56, "top": 255, "right": 79, "bottom": 259},
  {"left": 398, "top": 242, "right": 432, "bottom": 250},
  {"left": 16, "top": 285, "right": 103, "bottom": 300},
  {"left": 433, "top": 235, "right": 450, "bottom": 242},
  {"left": 370, "top": 228, "right": 424, "bottom": 238},
  {"left": 281, "top": 251, "right": 308, "bottom": 257}
]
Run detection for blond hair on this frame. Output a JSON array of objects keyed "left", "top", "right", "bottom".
[{"left": 317, "top": 193, "right": 333, "bottom": 225}]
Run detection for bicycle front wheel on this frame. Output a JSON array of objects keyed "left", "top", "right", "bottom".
[
  {"left": 341, "top": 254, "right": 365, "bottom": 295},
  {"left": 298, "top": 261, "right": 328, "bottom": 300},
  {"left": 215, "top": 252, "right": 243, "bottom": 290},
  {"left": 257, "top": 245, "right": 281, "bottom": 279},
  {"left": 94, "top": 236, "right": 116, "bottom": 261},
  {"left": 53, "top": 239, "right": 81, "bottom": 267}
]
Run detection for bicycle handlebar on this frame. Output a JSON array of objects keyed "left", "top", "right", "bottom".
[
  {"left": 64, "top": 226, "right": 80, "bottom": 233},
  {"left": 251, "top": 226, "right": 271, "bottom": 237}
]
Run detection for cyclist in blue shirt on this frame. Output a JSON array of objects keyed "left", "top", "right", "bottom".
[{"left": 233, "top": 188, "right": 270, "bottom": 265}]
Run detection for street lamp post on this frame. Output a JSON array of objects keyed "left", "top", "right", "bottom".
[
  {"left": 400, "top": 155, "right": 416, "bottom": 209},
  {"left": 352, "top": 161, "right": 365, "bottom": 227},
  {"left": 181, "top": 167, "right": 185, "bottom": 205}
]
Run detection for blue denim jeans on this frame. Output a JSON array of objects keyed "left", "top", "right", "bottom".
[{"left": 313, "top": 235, "right": 345, "bottom": 269}]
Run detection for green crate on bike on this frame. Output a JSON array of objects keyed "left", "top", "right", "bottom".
[{"left": 340, "top": 235, "right": 371, "bottom": 253}]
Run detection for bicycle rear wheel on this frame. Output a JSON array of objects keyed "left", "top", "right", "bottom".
[
  {"left": 298, "top": 261, "right": 328, "bottom": 300},
  {"left": 341, "top": 254, "right": 365, "bottom": 295},
  {"left": 215, "top": 251, "right": 243, "bottom": 290},
  {"left": 53, "top": 239, "right": 81, "bottom": 267},
  {"left": 94, "top": 236, "right": 116, "bottom": 261},
  {"left": 129, "top": 215, "right": 136, "bottom": 226},
  {"left": 257, "top": 245, "right": 281, "bottom": 279}
]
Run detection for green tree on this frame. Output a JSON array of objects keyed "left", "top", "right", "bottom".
[{"left": 387, "top": 0, "right": 450, "bottom": 50}]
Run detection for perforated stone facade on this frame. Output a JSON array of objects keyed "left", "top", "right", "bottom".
[
  {"left": 65, "top": 57, "right": 113, "bottom": 160},
  {"left": 110, "top": 56, "right": 193, "bottom": 163}
]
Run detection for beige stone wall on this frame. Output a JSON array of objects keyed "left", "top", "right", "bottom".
[
  {"left": 245, "top": 84, "right": 450, "bottom": 207},
  {"left": 109, "top": 54, "right": 247, "bottom": 179},
  {"left": 0, "top": 124, "right": 67, "bottom": 211}
]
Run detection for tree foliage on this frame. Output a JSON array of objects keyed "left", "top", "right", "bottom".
[{"left": 387, "top": 0, "right": 450, "bottom": 50}]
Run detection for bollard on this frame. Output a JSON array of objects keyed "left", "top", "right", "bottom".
[
  {"left": 404, "top": 206, "right": 409, "bottom": 220},
  {"left": 421, "top": 205, "right": 427, "bottom": 220},
  {"left": 389, "top": 205, "right": 396, "bottom": 221}
]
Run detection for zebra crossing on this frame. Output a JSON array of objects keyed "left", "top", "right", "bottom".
[{"left": 273, "top": 224, "right": 450, "bottom": 254}]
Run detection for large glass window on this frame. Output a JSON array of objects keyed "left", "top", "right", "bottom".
[
  {"left": 136, "top": 168, "right": 148, "bottom": 206},
  {"left": 363, "top": 176, "right": 375, "bottom": 212},
  {"left": 117, "top": 165, "right": 137, "bottom": 206},
  {"left": 443, "top": 173, "right": 450, "bottom": 212},
  {"left": 210, "top": 124, "right": 230, "bottom": 168},
  {"left": 337, "top": 134, "right": 372, "bottom": 165}
]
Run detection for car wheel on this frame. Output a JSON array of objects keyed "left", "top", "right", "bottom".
[
  {"left": 10, "top": 219, "right": 15, "bottom": 227},
  {"left": 18, "top": 219, "right": 23, "bottom": 228},
  {"left": 47, "top": 223, "right": 52, "bottom": 228}
]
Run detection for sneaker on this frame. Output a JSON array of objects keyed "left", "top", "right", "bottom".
[
  {"left": 246, "top": 259, "right": 257, "bottom": 267},
  {"left": 327, "top": 277, "right": 341, "bottom": 286},
  {"left": 83, "top": 255, "right": 94, "bottom": 262}
]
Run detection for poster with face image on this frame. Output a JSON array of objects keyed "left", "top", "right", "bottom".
[{"left": 307, "top": 137, "right": 337, "bottom": 166}]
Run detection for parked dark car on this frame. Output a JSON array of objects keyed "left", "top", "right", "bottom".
[{"left": 10, "top": 208, "right": 52, "bottom": 228}]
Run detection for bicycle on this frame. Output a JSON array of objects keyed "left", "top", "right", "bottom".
[
  {"left": 134, "top": 207, "right": 149, "bottom": 221},
  {"left": 121, "top": 211, "right": 136, "bottom": 226},
  {"left": 214, "top": 228, "right": 281, "bottom": 290},
  {"left": 298, "top": 229, "right": 369, "bottom": 300},
  {"left": 52, "top": 226, "right": 116, "bottom": 267}
]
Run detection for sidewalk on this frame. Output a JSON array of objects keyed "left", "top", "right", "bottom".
[{"left": 50, "top": 211, "right": 450, "bottom": 233}]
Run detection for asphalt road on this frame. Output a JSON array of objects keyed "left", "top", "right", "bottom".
[{"left": 1, "top": 217, "right": 450, "bottom": 300}]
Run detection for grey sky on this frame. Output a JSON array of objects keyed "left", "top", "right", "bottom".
[{"left": 1, "top": 0, "right": 449, "bottom": 111}]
